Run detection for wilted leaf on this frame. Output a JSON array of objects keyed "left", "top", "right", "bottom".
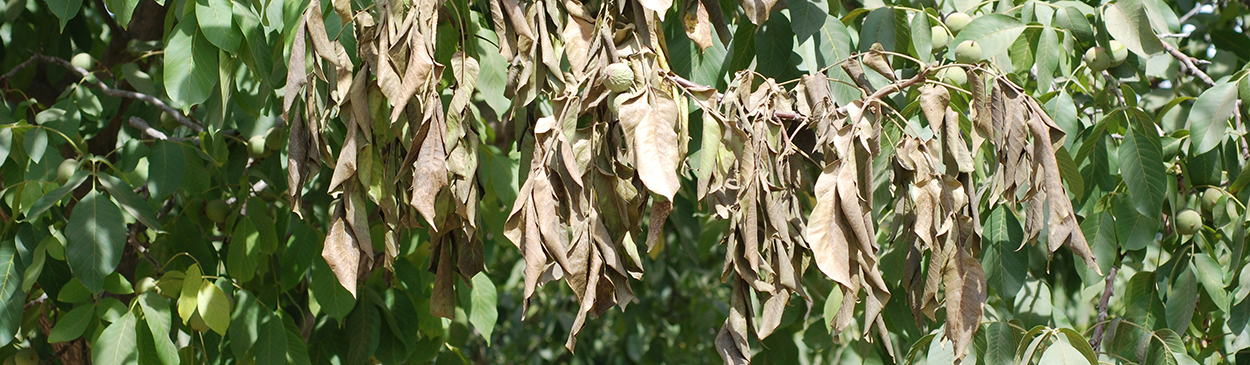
[{"left": 632, "top": 91, "right": 682, "bottom": 200}]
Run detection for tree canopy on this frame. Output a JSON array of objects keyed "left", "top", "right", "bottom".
[{"left": 2, "top": 0, "right": 1250, "bottom": 363}]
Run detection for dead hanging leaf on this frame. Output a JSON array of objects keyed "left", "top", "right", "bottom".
[
  {"left": 449, "top": 52, "right": 480, "bottom": 116},
  {"left": 683, "top": 0, "right": 714, "bottom": 51},
  {"left": 305, "top": 0, "right": 350, "bottom": 69},
  {"left": 943, "top": 248, "right": 986, "bottom": 361},
  {"left": 410, "top": 111, "right": 449, "bottom": 229},
  {"left": 561, "top": 12, "right": 596, "bottom": 79},
  {"left": 841, "top": 59, "right": 875, "bottom": 94},
  {"left": 332, "top": 0, "right": 351, "bottom": 25},
  {"left": 328, "top": 121, "right": 360, "bottom": 194},
  {"left": 323, "top": 204, "right": 360, "bottom": 297},
  {"left": 919, "top": 85, "right": 949, "bottom": 130},
  {"left": 863, "top": 43, "right": 896, "bottom": 81},
  {"left": 389, "top": 29, "right": 437, "bottom": 123},
  {"left": 633, "top": 90, "right": 682, "bottom": 201},
  {"left": 1024, "top": 102, "right": 1100, "bottom": 274},
  {"left": 287, "top": 113, "right": 312, "bottom": 217},
  {"left": 944, "top": 106, "right": 974, "bottom": 173},
  {"left": 430, "top": 238, "right": 456, "bottom": 318},
  {"left": 644, "top": 199, "right": 672, "bottom": 258},
  {"left": 282, "top": 18, "right": 308, "bottom": 119},
  {"left": 716, "top": 279, "right": 751, "bottom": 365},
  {"left": 807, "top": 162, "right": 852, "bottom": 288},
  {"left": 736, "top": 0, "right": 778, "bottom": 25}
]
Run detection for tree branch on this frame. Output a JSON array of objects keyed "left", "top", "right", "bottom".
[
  {"left": 13, "top": 54, "right": 205, "bottom": 133},
  {"left": 1089, "top": 266, "right": 1119, "bottom": 351},
  {"left": 1160, "top": 41, "right": 1216, "bottom": 87}
]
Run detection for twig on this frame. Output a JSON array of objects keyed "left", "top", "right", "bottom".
[
  {"left": 1237, "top": 100, "right": 1250, "bottom": 160},
  {"left": 0, "top": 56, "right": 38, "bottom": 84},
  {"left": 127, "top": 116, "right": 199, "bottom": 143},
  {"left": 1178, "top": 2, "right": 1206, "bottom": 24},
  {"left": 1089, "top": 266, "right": 1119, "bottom": 351},
  {"left": 1160, "top": 41, "right": 1216, "bottom": 87},
  {"left": 15, "top": 54, "right": 205, "bottom": 133},
  {"left": 127, "top": 218, "right": 163, "bottom": 273},
  {"left": 665, "top": 73, "right": 806, "bottom": 121}
]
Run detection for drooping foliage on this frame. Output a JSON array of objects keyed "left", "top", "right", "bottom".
[{"left": 2, "top": 0, "right": 1250, "bottom": 363}]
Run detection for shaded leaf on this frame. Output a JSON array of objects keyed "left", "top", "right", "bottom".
[{"left": 66, "top": 190, "right": 127, "bottom": 292}]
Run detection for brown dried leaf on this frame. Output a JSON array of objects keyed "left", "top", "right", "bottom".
[
  {"left": 716, "top": 279, "right": 751, "bottom": 365},
  {"left": 332, "top": 0, "right": 351, "bottom": 25},
  {"left": 919, "top": 85, "right": 949, "bottom": 130},
  {"left": 644, "top": 199, "right": 672, "bottom": 258},
  {"left": 737, "top": 0, "right": 778, "bottom": 25},
  {"left": 328, "top": 122, "right": 360, "bottom": 194},
  {"left": 287, "top": 113, "right": 311, "bottom": 217},
  {"left": 304, "top": 0, "right": 349, "bottom": 69},
  {"left": 943, "top": 248, "right": 986, "bottom": 360},
  {"left": 944, "top": 107, "right": 974, "bottom": 173},
  {"left": 282, "top": 18, "right": 308, "bottom": 118},
  {"left": 430, "top": 238, "right": 455, "bottom": 318},
  {"left": 449, "top": 52, "right": 480, "bottom": 116},
  {"left": 389, "top": 30, "right": 436, "bottom": 122},
  {"left": 863, "top": 43, "right": 896, "bottom": 81},
  {"left": 409, "top": 115, "right": 449, "bottom": 229},
  {"left": 683, "top": 0, "right": 714, "bottom": 51},
  {"left": 322, "top": 205, "right": 359, "bottom": 297},
  {"left": 841, "top": 60, "right": 875, "bottom": 94},
  {"left": 561, "top": 13, "right": 596, "bottom": 79},
  {"left": 633, "top": 91, "right": 682, "bottom": 200},
  {"left": 807, "top": 162, "right": 852, "bottom": 288}
]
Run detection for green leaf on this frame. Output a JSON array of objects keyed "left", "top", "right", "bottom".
[
  {"left": 24, "top": 127, "right": 46, "bottom": 164},
  {"left": 982, "top": 205, "right": 1026, "bottom": 296},
  {"left": 1103, "top": 0, "right": 1165, "bottom": 58},
  {"left": 197, "top": 279, "right": 232, "bottom": 335},
  {"left": 146, "top": 141, "right": 186, "bottom": 200},
  {"left": 311, "top": 256, "right": 356, "bottom": 320},
  {"left": 910, "top": 11, "right": 933, "bottom": 64},
  {"left": 0, "top": 241, "right": 25, "bottom": 347},
  {"left": 196, "top": 0, "right": 239, "bottom": 52},
  {"left": 92, "top": 311, "right": 138, "bottom": 365},
  {"left": 0, "top": 127, "right": 12, "bottom": 168},
  {"left": 1053, "top": 7, "right": 1094, "bottom": 46},
  {"left": 1038, "top": 335, "right": 1092, "bottom": 365},
  {"left": 1194, "top": 252, "right": 1230, "bottom": 312},
  {"left": 58, "top": 277, "right": 92, "bottom": 304},
  {"left": 1035, "top": 27, "right": 1059, "bottom": 93},
  {"left": 255, "top": 311, "right": 288, "bottom": 364},
  {"left": 49, "top": 304, "right": 95, "bottom": 342},
  {"left": 984, "top": 321, "right": 1016, "bottom": 365},
  {"left": 947, "top": 14, "right": 1026, "bottom": 62},
  {"left": 1055, "top": 147, "right": 1084, "bottom": 199},
  {"left": 66, "top": 190, "right": 128, "bottom": 293},
  {"left": 346, "top": 299, "right": 380, "bottom": 364},
  {"left": 859, "top": 7, "right": 907, "bottom": 53},
  {"left": 1165, "top": 266, "right": 1197, "bottom": 333},
  {"left": 1118, "top": 127, "right": 1166, "bottom": 218},
  {"left": 468, "top": 272, "right": 498, "bottom": 344},
  {"left": 46, "top": 0, "right": 83, "bottom": 31},
  {"left": 227, "top": 218, "right": 259, "bottom": 283},
  {"left": 103, "top": 272, "right": 134, "bottom": 295},
  {"left": 137, "top": 293, "right": 178, "bottom": 365},
  {"left": 164, "top": 12, "right": 221, "bottom": 108},
  {"left": 102, "top": 0, "right": 139, "bottom": 28},
  {"left": 229, "top": 290, "right": 260, "bottom": 358},
  {"left": 23, "top": 170, "right": 89, "bottom": 221},
  {"left": 178, "top": 264, "right": 202, "bottom": 324},
  {"left": 1114, "top": 195, "right": 1158, "bottom": 251},
  {"left": 97, "top": 173, "right": 162, "bottom": 231},
  {"left": 1187, "top": 82, "right": 1236, "bottom": 154}
]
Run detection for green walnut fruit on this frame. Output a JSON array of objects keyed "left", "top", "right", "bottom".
[
  {"left": 57, "top": 158, "right": 77, "bottom": 184},
  {"left": 938, "top": 67, "right": 967, "bottom": 87},
  {"left": 945, "top": 12, "right": 972, "bottom": 34},
  {"left": 248, "top": 135, "right": 268, "bottom": 159},
  {"left": 135, "top": 277, "right": 157, "bottom": 294},
  {"left": 205, "top": 199, "right": 230, "bottom": 224},
  {"left": 264, "top": 127, "right": 284, "bottom": 152},
  {"left": 1084, "top": 47, "right": 1112, "bottom": 72},
  {"left": 3, "top": 355, "right": 13, "bottom": 365},
  {"left": 160, "top": 112, "right": 179, "bottom": 130},
  {"left": 603, "top": 62, "right": 634, "bottom": 93},
  {"left": 1176, "top": 209, "right": 1202, "bottom": 235},
  {"left": 71, "top": 53, "right": 94, "bottom": 70},
  {"left": 954, "top": 41, "right": 982, "bottom": 64},
  {"left": 1202, "top": 188, "right": 1222, "bottom": 212},
  {"left": 1108, "top": 40, "right": 1128, "bottom": 66},
  {"left": 931, "top": 26, "right": 950, "bottom": 51},
  {"left": 11, "top": 349, "right": 36, "bottom": 365}
]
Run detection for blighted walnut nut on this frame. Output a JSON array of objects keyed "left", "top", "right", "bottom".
[{"left": 603, "top": 62, "right": 635, "bottom": 93}]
